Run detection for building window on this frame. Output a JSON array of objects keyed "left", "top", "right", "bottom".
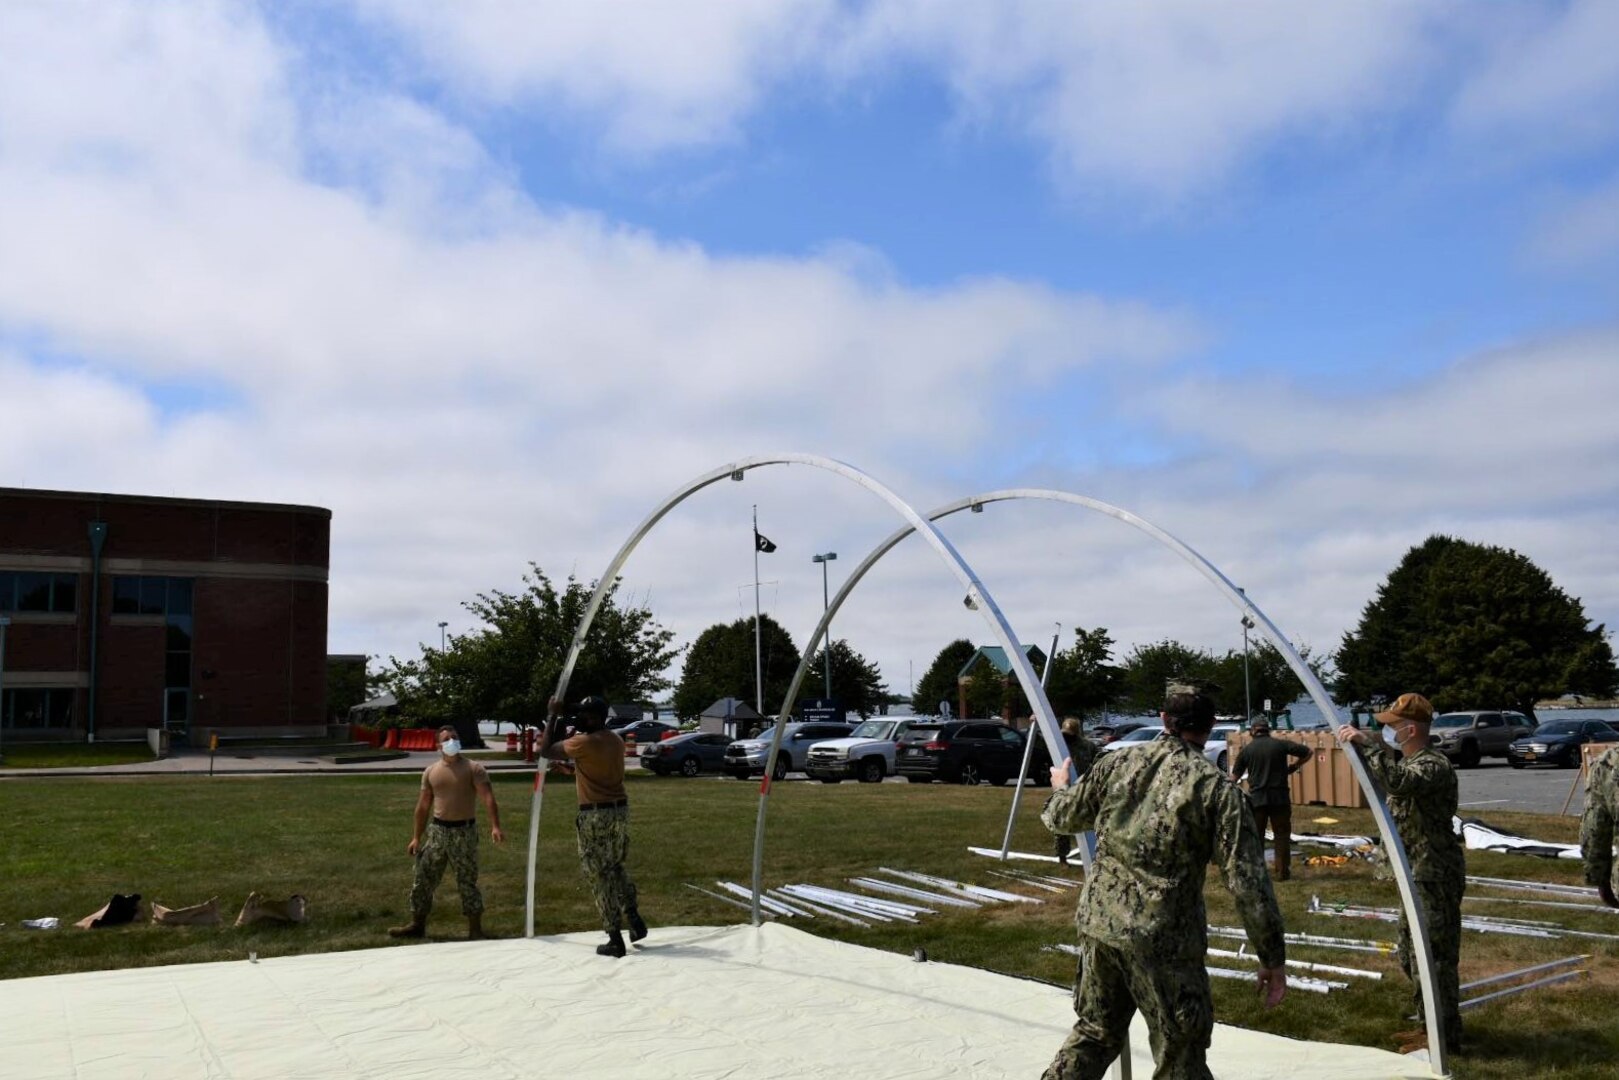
[
  {"left": 111, "top": 575, "right": 194, "bottom": 618},
  {"left": 1, "top": 688, "right": 77, "bottom": 730},
  {"left": 110, "top": 575, "right": 196, "bottom": 704},
  {"left": 0, "top": 571, "right": 78, "bottom": 613}
]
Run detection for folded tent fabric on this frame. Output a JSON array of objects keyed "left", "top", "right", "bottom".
[
  {"left": 152, "top": 897, "right": 222, "bottom": 926},
  {"left": 75, "top": 893, "right": 141, "bottom": 929},
  {"left": 235, "top": 892, "right": 308, "bottom": 927}
]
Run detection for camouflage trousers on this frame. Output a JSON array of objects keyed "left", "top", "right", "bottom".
[
  {"left": 1044, "top": 938, "right": 1212, "bottom": 1080},
  {"left": 409, "top": 822, "right": 483, "bottom": 919},
  {"left": 576, "top": 805, "right": 638, "bottom": 933},
  {"left": 1397, "top": 875, "right": 1464, "bottom": 1052}
]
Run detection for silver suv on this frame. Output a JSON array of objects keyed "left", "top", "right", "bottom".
[
  {"left": 723, "top": 721, "right": 853, "bottom": 780},
  {"left": 1431, "top": 710, "right": 1534, "bottom": 767}
]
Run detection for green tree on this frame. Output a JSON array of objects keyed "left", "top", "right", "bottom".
[
  {"left": 805, "top": 639, "right": 890, "bottom": 718},
  {"left": 1208, "top": 641, "right": 1326, "bottom": 719},
  {"left": 1045, "top": 626, "right": 1123, "bottom": 718},
  {"left": 964, "top": 668, "right": 1010, "bottom": 719},
  {"left": 672, "top": 614, "right": 802, "bottom": 720},
  {"left": 1336, "top": 535, "right": 1617, "bottom": 718},
  {"left": 372, "top": 566, "right": 678, "bottom": 734},
  {"left": 1117, "top": 640, "right": 1217, "bottom": 714},
  {"left": 912, "top": 639, "right": 977, "bottom": 718}
]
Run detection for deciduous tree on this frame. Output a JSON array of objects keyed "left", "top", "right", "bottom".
[
  {"left": 672, "top": 614, "right": 802, "bottom": 720},
  {"left": 805, "top": 639, "right": 890, "bottom": 718}
]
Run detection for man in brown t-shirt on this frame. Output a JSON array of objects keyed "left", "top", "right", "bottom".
[
  {"left": 543, "top": 695, "right": 647, "bottom": 957},
  {"left": 389, "top": 725, "right": 505, "bottom": 940}
]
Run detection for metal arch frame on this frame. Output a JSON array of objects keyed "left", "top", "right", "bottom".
[
  {"left": 757, "top": 487, "right": 1447, "bottom": 1078},
  {"left": 530, "top": 455, "right": 1057, "bottom": 939}
]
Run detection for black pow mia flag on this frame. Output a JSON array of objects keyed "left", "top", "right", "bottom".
[{"left": 754, "top": 529, "right": 777, "bottom": 554}]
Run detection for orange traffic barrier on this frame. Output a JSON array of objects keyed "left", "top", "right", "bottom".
[
  {"left": 384, "top": 729, "right": 399, "bottom": 749},
  {"left": 506, "top": 732, "right": 519, "bottom": 752},
  {"left": 624, "top": 734, "right": 637, "bottom": 757}
]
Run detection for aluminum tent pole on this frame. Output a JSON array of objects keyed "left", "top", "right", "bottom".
[{"left": 998, "top": 624, "right": 1061, "bottom": 861}]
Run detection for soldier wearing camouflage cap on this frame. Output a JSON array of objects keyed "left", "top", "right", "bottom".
[
  {"left": 1581, "top": 745, "right": 1619, "bottom": 909},
  {"left": 1040, "top": 686, "right": 1287, "bottom": 1079},
  {"left": 1338, "top": 692, "right": 1465, "bottom": 1055}
]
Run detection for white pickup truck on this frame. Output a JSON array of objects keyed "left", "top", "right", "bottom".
[{"left": 803, "top": 718, "right": 918, "bottom": 784}]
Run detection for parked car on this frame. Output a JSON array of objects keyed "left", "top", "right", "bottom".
[
  {"left": 610, "top": 719, "right": 679, "bottom": 745},
  {"left": 1204, "top": 724, "right": 1239, "bottom": 773},
  {"left": 723, "top": 722, "right": 854, "bottom": 780},
  {"left": 1099, "top": 726, "right": 1162, "bottom": 753},
  {"left": 1088, "top": 719, "right": 1150, "bottom": 745},
  {"left": 804, "top": 719, "right": 916, "bottom": 784},
  {"left": 1507, "top": 719, "right": 1619, "bottom": 768},
  {"left": 1101, "top": 722, "right": 1237, "bottom": 772},
  {"left": 1429, "top": 711, "right": 1534, "bottom": 767},
  {"left": 642, "top": 731, "right": 733, "bottom": 776},
  {"left": 895, "top": 720, "right": 1028, "bottom": 785}
]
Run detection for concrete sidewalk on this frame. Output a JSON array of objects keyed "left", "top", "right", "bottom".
[{"left": 0, "top": 748, "right": 547, "bottom": 779}]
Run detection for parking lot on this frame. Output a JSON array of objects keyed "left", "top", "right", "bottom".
[{"left": 635, "top": 745, "right": 1597, "bottom": 816}]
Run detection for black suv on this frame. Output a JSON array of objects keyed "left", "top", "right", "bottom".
[{"left": 896, "top": 720, "right": 1049, "bottom": 785}]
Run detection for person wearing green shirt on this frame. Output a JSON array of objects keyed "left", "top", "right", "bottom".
[
  {"left": 1338, "top": 692, "right": 1465, "bottom": 1056},
  {"left": 1230, "top": 717, "right": 1312, "bottom": 880}
]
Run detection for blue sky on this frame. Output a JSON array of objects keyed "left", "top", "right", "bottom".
[{"left": 2, "top": 1, "right": 1617, "bottom": 690}]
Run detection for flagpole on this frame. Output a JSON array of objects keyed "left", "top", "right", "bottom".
[{"left": 753, "top": 505, "right": 764, "bottom": 715}]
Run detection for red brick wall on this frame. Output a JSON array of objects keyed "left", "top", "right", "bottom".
[{"left": 2, "top": 488, "right": 331, "bottom": 737}]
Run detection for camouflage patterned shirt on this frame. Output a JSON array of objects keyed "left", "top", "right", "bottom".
[
  {"left": 1581, "top": 746, "right": 1619, "bottom": 892},
  {"left": 1064, "top": 731, "right": 1098, "bottom": 779},
  {"left": 1042, "top": 735, "right": 1286, "bottom": 968},
  {"left": 1360, "top": 743, "right": 1465, "bottom": 884}
]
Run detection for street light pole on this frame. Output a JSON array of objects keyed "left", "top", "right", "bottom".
[
  {"left": 437, "top": 621, "right": 448, "bottom": 652},
  {"left": 1241, "top": 614, "right": 1256, "bottom": 724},
  {"left": 0, "top": 615, "right": 10, "bottom": 765},
  {"left": 812, "top": 552, "right": 837, "bottom": 700}
]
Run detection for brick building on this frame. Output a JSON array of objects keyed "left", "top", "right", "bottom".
[{"left": 0, "top": 487, "right": 330, "bottom": 742}]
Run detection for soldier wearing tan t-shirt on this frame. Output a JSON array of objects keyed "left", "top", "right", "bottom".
[
  {"left": 544, "top": 695, "right": 647, "bottom": 957},
  {"left": 389, "top": 725, "right": 505, "bottom": 940}
]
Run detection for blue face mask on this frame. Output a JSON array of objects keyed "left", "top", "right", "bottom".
[{"left": 441, "top": 739, "right": 462, "bottom": 757}]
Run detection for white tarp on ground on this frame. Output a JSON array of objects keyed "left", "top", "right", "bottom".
[{"left": 0, "top": 924, "right": 1427, "bottom": 1079}]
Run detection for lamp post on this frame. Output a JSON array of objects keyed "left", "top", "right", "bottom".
[
  {"left": 812, "top": 552, "right": 837, "bottom": 699},
  {"left": 0, "top": 615, "right": 9, "bottom": 765},
  {"left": 1241, "top": 614, "right": 1256, "bottom": 724},
  {"left": 437, "top": 621, "right": 448, "bottom": 652}
]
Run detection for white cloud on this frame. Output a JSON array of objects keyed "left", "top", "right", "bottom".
[
  {"left": 1451, "top": 0, "right": 1619, "bottom": 153},
  {"left": 0, "top": 1, "right": 1194, "bottom": 677},
  {"left": 1527, "top": 173, "right": 1619, "bottom": 269},
  {"left": 0, "top": 2, "right": 1613, "bottom": 703},
  {"left": 344, "top": 0, "right": 841, "bottom": 152}
]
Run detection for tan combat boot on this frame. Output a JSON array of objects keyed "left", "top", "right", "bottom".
[{"left": 388, "top": 914, "right": 427, "bottom": 938}]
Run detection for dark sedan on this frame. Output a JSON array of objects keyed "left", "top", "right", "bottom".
[
  {"left": 1507, "top": 719, "right": 1619, "bottom": 768},
  {"left": 642, "top": 731, "right": 733, "bottom": 776}
]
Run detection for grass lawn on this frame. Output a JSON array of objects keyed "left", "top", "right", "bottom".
[
  {"left": 1, "top": 771, "right": 1614, "bottom": 1078},
  {"left": 0, "top": 742, "right": 155, "bottom": 769}
]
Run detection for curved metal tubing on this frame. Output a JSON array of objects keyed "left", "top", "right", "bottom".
[
  {"left": 766, "top": 488, "right": 1447, "bottom": 1078},
  {"left": 532, "top": 456, "right": 1058, "bottom": 953}
]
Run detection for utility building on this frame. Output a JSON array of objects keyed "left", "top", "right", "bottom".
[{"left": 0, "top": 486, "right": 330, "bottom": 743}]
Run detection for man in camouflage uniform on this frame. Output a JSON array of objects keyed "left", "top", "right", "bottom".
[
  {"left": 1054, "top": 718, "right": 1098, "bottom": 866},
  {"left": 543, "top": 695, "right": 647, "bottom": 957},
  {"left": 1041, "top": 687, "right": 1288, "bottom": 1080},
  {"left": 390, "top": 725, "right": 505, "bottom": 940},
  {"left": 1338, "top": 692, "right": 1465, "bottom": 1055},
  {"left": 1581, "top": 746, "right": 1619, "bottom": 909}
]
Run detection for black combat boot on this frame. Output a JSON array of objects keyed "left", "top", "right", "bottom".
[
  {"left": 597, "top": 931, "right": 627, "bottom": 958},
  {"left": 627, "top": 907, "right": 648, "bottom": 943}
]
